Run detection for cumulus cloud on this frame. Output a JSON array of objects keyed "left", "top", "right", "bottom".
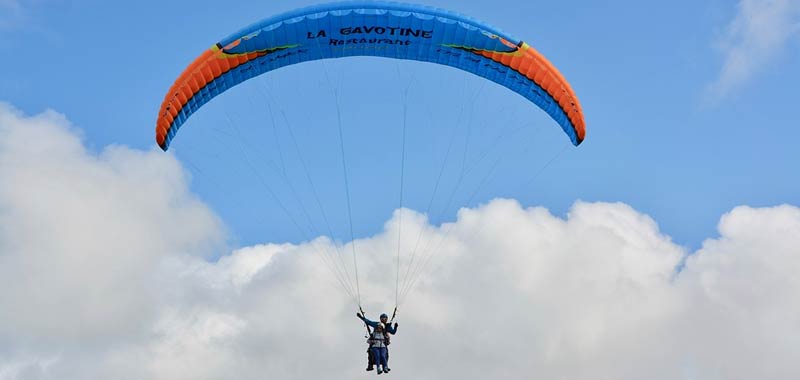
[
  {"left": 0, "top": 103, "right": 225, "bottom": 378},
  {"left": 1, "top": 103, "right": 799, "bottom": 379},
  {"left": 708, "top": 0, "right": 800, "bottom": 99}
]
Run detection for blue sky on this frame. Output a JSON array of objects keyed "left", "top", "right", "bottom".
[
  {"left": 3, "top": 2, "right": 800, "bottom": 378},
  {"left": 2, "top": 0, "right": 798, "bottom": 250}
]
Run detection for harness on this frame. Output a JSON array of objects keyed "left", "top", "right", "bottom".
[
  {"left": 367, "top": 327, "right": 390, "bottom": 347},
  {"left": 360, "top": 307, "right": 397, "bottom": 347}
]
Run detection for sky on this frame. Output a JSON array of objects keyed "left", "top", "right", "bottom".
[
  {"left": 1, "top": 0, "right": 798, "bottom": 247},
  {"left": 1, "top": 0, "right": 799, "bottom": 379}
]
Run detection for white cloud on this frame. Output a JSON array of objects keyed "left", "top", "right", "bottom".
[
  {"left": 708, "top": 0, "right": 800, "bottom": 99},
  {"left": 0, "top": 103, "right": 225, "bottom": 376},
  {"left": 676, "top": 205, "right": 800, "bottom": 379},
  {"left": 1, "top": 103, "right": 799, "bottom": 379}
]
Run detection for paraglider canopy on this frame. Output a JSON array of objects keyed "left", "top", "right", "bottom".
[{"left": 155, "top": 1, "right": 586, "bottom": 151}]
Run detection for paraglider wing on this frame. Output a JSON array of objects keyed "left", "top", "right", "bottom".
[{"left": 155, "top": 1, "right": 586, "bottom": 150}]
